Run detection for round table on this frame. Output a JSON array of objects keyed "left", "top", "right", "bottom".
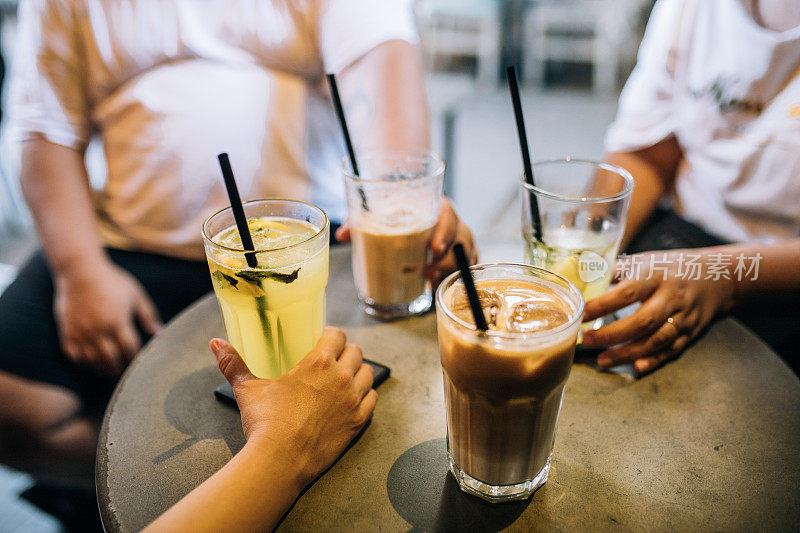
[{"left": 97, "top": 246, "right": 800, "bottom": 532}]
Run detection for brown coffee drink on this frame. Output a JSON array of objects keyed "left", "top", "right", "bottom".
[
  {"left": 436, "top": 267, "right": 583, "bottom": 502},
  {"left": 351, "top": 224, "right": 433, "bottom": 307},
  {"left": 343, "top": 151, "right": 444, "bottom": 319}
]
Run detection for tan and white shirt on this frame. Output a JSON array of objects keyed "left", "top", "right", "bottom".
[
  {"left": 9, "top": 0, "right": 417, "bottom": 258},
  {"left": 605, "top": 0, "right": 800, "bottom": 244}
]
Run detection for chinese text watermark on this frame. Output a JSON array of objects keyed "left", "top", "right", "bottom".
[{"left": 615, "top": 252, "right": 763, "bottom": 281}]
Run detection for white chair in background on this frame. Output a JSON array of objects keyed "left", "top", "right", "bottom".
[
  {"left": 523, "top": 0, "right": 648, "bottom": 94},
  {"left": 415, "top": 0, "right": 501, "bottom": 86}
]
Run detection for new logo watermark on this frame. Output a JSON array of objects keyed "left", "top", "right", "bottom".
[{"left": 578, "top": 251, "right": 609, "bottom": 283}]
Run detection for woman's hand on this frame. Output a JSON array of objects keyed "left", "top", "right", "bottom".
[
  {"left": 335, "top": 197, "right": 478, "bottom": 283},
  {"left": 582, "top": 250, "right": 737, "bottom": 374},
  {"left": 210, "top": 327, "right": 377, "bottom": 487}
]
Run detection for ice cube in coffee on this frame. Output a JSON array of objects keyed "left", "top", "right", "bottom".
[
  {"left": 343, "top": 152, "right": 444, "bottom": 319},
  {"left": 436, "top": 264, "right": 584, "bottom": 502}
]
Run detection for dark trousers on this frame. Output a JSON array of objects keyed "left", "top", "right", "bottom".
[{"left": 0, "top": 249, "right": 213, "bottom": 416}]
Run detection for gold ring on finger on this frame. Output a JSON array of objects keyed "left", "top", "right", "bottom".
[{"left": 665, "top": 316, "right": 680, "bottom": 334}]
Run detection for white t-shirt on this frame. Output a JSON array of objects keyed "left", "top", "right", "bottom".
[
  {"left": 605, "top": 0, "right": 800, "bottom": 244},
  {"left": 9, "top": 0, "right": 417, "bottom": 259}
]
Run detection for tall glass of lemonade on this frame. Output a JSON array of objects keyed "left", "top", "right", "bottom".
[
  {"left": 521, "top": 159, "right": 633, "bottom": 328},
  {"left": 202, "top": 199, "right": 329, "bottom": 378}
]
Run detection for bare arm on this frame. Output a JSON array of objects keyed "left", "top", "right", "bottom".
[
  {"left": 719, "top": 239, "right": 800, "bottom": 307},
  {"left": 337, "top": 40, "right": 430, "bottom": 152},
  {"left": 606, "top": 136, "right": 683, "bottom": 249},
  {"left": 21, "top": 138, "right": 108, "bottom": 279},
  {"left": 145, "top": 438, "right": 305, "bottom": 533},
  {"left": 20, "top": 138, "right": 161, "bottom": 373}
]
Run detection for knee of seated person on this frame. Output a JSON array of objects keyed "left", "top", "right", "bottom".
[{"left": 0, "top": 371, "right": 84, "bottom": 440}]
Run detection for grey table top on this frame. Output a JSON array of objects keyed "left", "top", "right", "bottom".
[{"left": 97, "top": 245, "right": 800, "bottom": 532}]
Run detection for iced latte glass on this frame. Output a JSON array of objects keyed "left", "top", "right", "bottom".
[
  {"left": 202, "top": 199, "right": 330, "bottom": 379},
  {"left": 343, "top": 151, "right": 444, "bottom": 319},
  {"left": 436, "top": 263, "right": 584, "bottom": 502}
]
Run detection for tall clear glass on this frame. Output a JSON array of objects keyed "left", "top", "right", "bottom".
[
  {"left": 202, "top": 199, "right": 329, "bottom": 378},
  {"left": 521, "top": 159, "right": 633, "bottom": 323},
  {"left": 343, "top": 151, "right": 444, "bottom": 319},
  {"left": 436, "top": 263, "right": 584, "bottom": 502}
]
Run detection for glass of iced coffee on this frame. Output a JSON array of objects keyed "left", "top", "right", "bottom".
[
  {"left": 202, "top": 199, "right": 330, "bottom": 379},
  {"left": 343, "top": 151, "right": 444, "bottom": 319},
  {"left": 435, "top": 263, "right": 584, "bottom": 502}
]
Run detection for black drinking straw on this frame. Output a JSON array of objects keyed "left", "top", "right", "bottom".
[
  {"left": 453, "top": 244, "right": 488, "bottom": 332},
  {"left": 326, "top": 73, "right": 369, "bottom": 211},
  {"left": 217, "top": 153, "right": 258, "bottom": 268},
  {"left": 506, "top": 66, "right": 543, "bottom": 242}
]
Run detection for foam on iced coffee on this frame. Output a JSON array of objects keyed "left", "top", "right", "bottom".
[{"left": 352, "top": 183, "right": 437, "bottom": 234}]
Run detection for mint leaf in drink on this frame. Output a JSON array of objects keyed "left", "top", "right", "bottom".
[
  {"left": 212, "top": 270, "right": 239, "bottom": 289},
  {"left": 270, "top": 268, "right": 301, "bottom": 283},
  {"left": 235, "top": 268, "right": 301, "bottom": 285},
  {"left": 235, "top": 271, "right": 263, "bottom": 284}
]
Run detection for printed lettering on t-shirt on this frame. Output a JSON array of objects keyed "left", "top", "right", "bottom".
[
  {"left": 688, "top": 76, "right": 770, "bottom": 139},
  {"left": 689, "top": 76, "right": 765, "bottom": 116}
]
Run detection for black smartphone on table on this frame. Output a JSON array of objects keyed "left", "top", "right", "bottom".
[{"left": 214, "top": 358, "right": 391, "bottom": 408}]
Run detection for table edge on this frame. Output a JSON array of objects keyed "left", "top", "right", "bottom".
[{"left": 95, "top": 292, "right": 217, "bottom": 532}]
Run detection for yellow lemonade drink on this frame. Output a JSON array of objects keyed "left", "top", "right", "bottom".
[
  {"left": 203, "top": 200, "right": 330, "bottom": 379},
  {"left": 524, "top": 227, "right": 618, "bottom": 303}
]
